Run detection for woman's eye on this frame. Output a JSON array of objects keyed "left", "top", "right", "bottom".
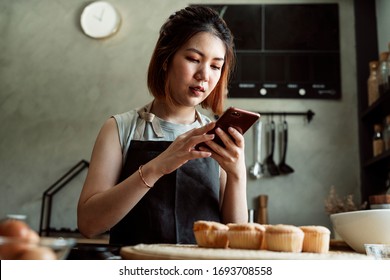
[
  {"left": 187, "top": 57, "right": 199, "bottom": 63},
  {"left": 211, "top": 65, "right": 221, "bottom": 71}
]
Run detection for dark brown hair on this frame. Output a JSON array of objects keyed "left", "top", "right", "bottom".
[{"left": 147, "top": 6, "right": 235, "bottom": 115}]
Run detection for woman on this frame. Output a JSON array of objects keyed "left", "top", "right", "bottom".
[{"left": 77, "top": 6, "right": 248, "bottom": 246}]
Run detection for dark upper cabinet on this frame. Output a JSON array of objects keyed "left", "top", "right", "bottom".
[{"left": 203, "top": 4, "right": 341, "bottom": 99}]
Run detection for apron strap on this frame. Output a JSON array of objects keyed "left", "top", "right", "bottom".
[
  {"left": 135, "top": 102, "right": 205, "bottom": 139},
  {"left": 135, "top": 103, "right": 165, "bottom": 138}
]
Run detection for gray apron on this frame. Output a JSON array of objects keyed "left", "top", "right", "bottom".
[{"left": 109, "top": 137, "right": 221, "bottom": 246}]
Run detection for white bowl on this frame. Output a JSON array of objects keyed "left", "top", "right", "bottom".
[{"left": 330, "top": 209, "right": 390, "bottom": 253}]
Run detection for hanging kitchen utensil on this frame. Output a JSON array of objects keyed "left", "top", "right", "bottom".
[
  {"left": 264, "top": 118, "right": 279, "bottom": 176},
  {"left": 249, "top": 120, "right": 264, "bottom": 179},
  {"left": 278, "top": 117, "right": 294, "bottom": 174}
]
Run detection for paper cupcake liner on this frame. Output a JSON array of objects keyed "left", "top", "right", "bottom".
[
  {"left": 302, "top": 232, "right": 330, "bottom": 253},
  {"left": 228, "top": 231, "right": 263, "bottom": 250},
  {"left": 194, "top": 230, "right": 228, "bottom": 248},
  {"left": 265, "top": 232, "right": 304, "bottom": 253}
]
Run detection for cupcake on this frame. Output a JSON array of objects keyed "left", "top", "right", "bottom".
[
  {"left": 299, "top": 225, "right": 331, "bottom": 253},
  {"left": 265, "top": 224, "right": 304, "bottom": 253},
  {"left": 260, "top": 224, "right": 270, "bottom": 250},
  {"left": 193, "top": 220, "right": 229, "bottom": 248},
  {"left": 227, "top": 223, "right": 265, "bottom": 250}
]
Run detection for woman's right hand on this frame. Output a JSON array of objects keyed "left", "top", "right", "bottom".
[{"left": 152, "top": 122, "right": 216, "bottom": 175}]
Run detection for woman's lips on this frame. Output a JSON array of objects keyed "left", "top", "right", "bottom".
[{"left": 190, "top": 86, "right": 205, "bottom": 96}]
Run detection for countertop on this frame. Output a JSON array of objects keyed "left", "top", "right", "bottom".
[
  {"left": 120, "top": 242, "right": 372, "bottom": 260},
  {"left": 66, "top": 239, "right": 371, "bottom": 260}
]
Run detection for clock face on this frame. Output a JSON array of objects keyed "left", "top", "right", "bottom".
[{"left": 80, "top": 1, "right": 121, "bottom": 39}]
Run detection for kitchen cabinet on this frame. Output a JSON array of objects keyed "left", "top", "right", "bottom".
[
  {"left": 355, "top": 0, "right": 390, "bottom": 204},
  {"left": 360, "top": 93, "right": 390, "bottom": 202},
  {"left": 204, "top": 4, "right": 341, "bottom": 99}
]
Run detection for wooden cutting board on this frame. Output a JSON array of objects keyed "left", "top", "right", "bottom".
[{"left": 120, "top": 243, "right": 372, "bottom": 260}]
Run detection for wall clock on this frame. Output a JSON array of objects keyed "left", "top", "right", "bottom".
[{"left": 80, "top": 1, "right": 121, "bottom": 39}]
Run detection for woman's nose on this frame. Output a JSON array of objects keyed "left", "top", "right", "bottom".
[{"left": 195, "top": 65, "right": 210, "bottom": 82}]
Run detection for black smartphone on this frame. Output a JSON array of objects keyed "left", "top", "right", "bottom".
[{"left": 196, "top": 107, "right": 260, "bottom": 150}]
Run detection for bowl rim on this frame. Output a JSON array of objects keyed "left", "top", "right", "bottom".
[{"left": 330, "top": 209, "right": 390, "bottom": 217}]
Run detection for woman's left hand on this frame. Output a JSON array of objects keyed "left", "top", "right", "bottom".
[{"left": 198, "top": 126, "right": 246, "bottom": 176}]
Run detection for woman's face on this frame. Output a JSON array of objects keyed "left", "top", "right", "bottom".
[{"left": 166, "top": 31, "right": 226, "bottom": 108}]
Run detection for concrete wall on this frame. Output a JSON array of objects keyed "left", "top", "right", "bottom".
[
  {"left": 376, "top": 0, "right": 390, "bottom": 53},
  {"left": 0, "top": 0, "right": 361, "bottom": 233}
]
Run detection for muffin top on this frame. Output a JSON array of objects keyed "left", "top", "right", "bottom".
[
  {"left": 227, "top": 223, "right": 265, "bottom": 232},
  {"left": 193, "top": 220, "right": 228, "bottom": 231},
  {"left": 265, "top": 224, "right": 304, "bottom": 234},
  {"left": 299, "top": 225, "right": 331, "bottom": 234}
]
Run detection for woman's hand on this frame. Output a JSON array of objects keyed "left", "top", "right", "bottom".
[
  {"left": 152, "top": 122, "right": 217, "bottom": 175},
  {"left": 198, "top": 126, "right": 246, "bottom": 177}
]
